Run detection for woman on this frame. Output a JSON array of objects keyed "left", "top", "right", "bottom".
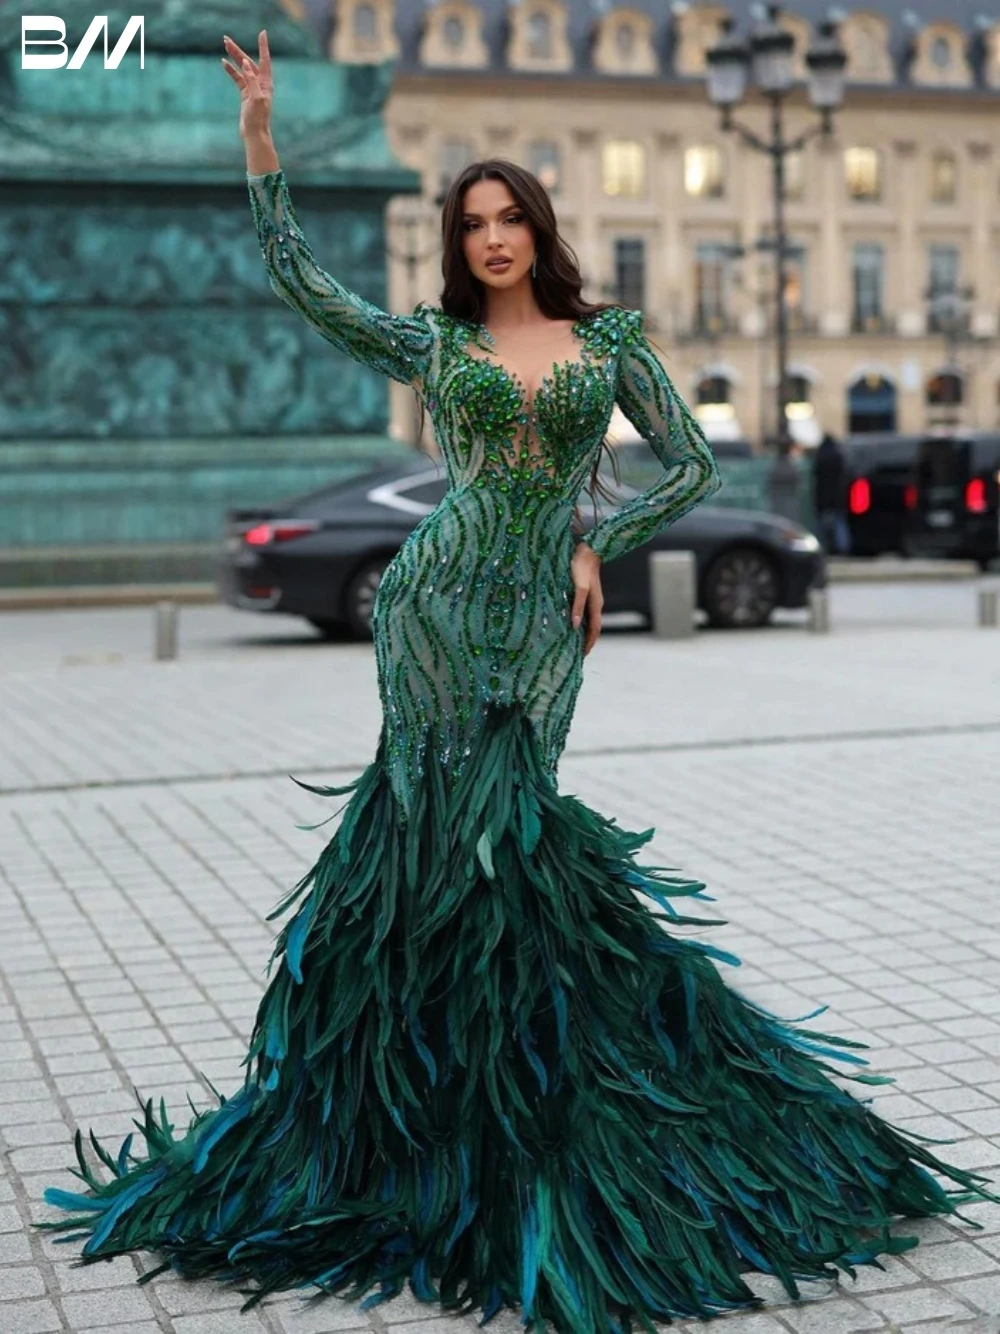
[{"left": 39, "top": 28, "right": 995, "bottom": 1334}]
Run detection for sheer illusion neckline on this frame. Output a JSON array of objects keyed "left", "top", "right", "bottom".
[{"left": 466, "top": 315, "right": 591, "bottom": 414}]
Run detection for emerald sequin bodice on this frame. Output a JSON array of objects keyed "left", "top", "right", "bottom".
[{"left": 247, "top": 170, "right": 721, "bottom": 814}]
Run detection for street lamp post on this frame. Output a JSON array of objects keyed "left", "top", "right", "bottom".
[{"left": 706, "top": 6, "right": 847, "bottom": 463}]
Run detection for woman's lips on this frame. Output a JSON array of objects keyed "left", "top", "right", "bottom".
[{"left": 486, "top": 258, "right": 512, "bottom": 270}]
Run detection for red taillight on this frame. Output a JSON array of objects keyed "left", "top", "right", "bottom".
[
  {"left": 904, "top": 484, "right": 917, "bottom": 510},
  {"left": 965, "top": 478, "right": 988, "bottom": 514},
  {"left": 243, "top": 520, "right": 318, "bottom": 546},
  {"left": 848, "top": 478, "right": 871, "bottom": 516}
]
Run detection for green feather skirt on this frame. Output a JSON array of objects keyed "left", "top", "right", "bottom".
[{"left": 36, "top": 702, "right": 997, "bottom": 1331}]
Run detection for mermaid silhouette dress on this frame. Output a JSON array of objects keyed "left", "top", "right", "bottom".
[{"left": 38, "top": 169, "right": 996, "bottom": 1332}]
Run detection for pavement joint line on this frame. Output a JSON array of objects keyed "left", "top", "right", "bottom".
[{"left": 3, "top": 717, "right": 1000, "bottom": 800}]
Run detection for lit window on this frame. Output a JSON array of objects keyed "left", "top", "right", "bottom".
[
  {"left": 527, "top": 10, "right": 552, "bottom": 59},
  {"left": 684, "top": 145, "right": 725, "bottom": 198},
  {"left": 930, "top": 150, "right": 957, "bottom": 204},
  {"left": 353, "top": 2, "right": 377, "bottom": 49},
  {"left": 603, "top": 141, "right": 646, "bottom": 197},
  {"left": 443, "top": 15, "right": 464, "bottom": 48},
  {"left": 694, "top": 243, "right": 734, "bottom": 332},
  {"left": 845, "top": 146, "right": 881, "bottom": 201},
  {"left": 930, "top": 36, "right": 952, "bottom": 68},
  {"left": 529, "top": 140, "right": 561, "bottom": 193}
]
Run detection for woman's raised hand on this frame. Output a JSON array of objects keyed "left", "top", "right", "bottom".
[{"left": 221, "top": 30, "right": 273, "bottom": 142}]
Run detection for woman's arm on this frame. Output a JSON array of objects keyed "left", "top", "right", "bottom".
[
  {"left": 581, "top": 311, "right": 721, "bottom": 565},
  {"left": 246, "top": 163, "right": 434, "bottom": 391}
]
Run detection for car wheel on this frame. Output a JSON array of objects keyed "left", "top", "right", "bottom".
[
  {"left": 703, "top": 546, "right": 780, "bottom": 629},
  {"left": 344, "top": 556, "right": 390, "bottom": 639}
]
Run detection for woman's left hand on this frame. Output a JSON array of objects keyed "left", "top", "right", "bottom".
[{"left": 570, "top": 542, "right": 603, "bottom": 656}]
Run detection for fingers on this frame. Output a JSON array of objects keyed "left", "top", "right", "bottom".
[
  {"left": 258, "top": 28, "right": 271, "bottom": 71},
  {"left": 583, "top": 591, "right": 602, "bottom": 655},
  {"left": 571, "top": 585, "right": 587, "bottom": 630},
  {"left": 223, "top": 33, "right": 258, "bottom": 75},
  {"left": 220, "top": 57, "right": 245, "bottom": 86}
]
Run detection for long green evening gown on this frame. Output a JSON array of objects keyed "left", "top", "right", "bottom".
[{"left": 38, "top": 169, "right": 996, "bottom": 1332}]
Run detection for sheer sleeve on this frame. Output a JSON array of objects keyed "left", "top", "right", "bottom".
[
  {"left": 582, "top": 310, "right": 722, "bottom": 565},
  {"left": 247, "top": 168, "right": 434, "bottom": 390}
]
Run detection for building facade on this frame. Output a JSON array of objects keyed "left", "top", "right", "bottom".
[{"left": 299, "top": 0, "right": 1000, "bottom": 447}]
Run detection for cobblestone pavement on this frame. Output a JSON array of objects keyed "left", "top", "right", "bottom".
[{"left": 2, "top": 602, "right": 1000, "bottom": 1333}]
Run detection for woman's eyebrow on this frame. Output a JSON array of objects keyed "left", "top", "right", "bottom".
[{"left": 461, "top": 207, "right": 520, "bottom": 219}]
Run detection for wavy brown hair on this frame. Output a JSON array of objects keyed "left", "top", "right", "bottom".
[{"left": 415, "top": 157, "right": 627, "bottom": 529}]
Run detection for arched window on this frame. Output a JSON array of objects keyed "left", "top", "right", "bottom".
[
  {"left": 697, "top": 375, "right": 732, "bottom": 405},
  {"left": 615, "top": 21, "right": 636, "bottom": 59},
  {"left": 529, "top": 140, "right": 561, "bottom": 193},
  {"left": 848, "top": 373, "right": 897, "bottom": 433},
  {"left": 926, "top": 371, "right": 964, "bottom": 406}
]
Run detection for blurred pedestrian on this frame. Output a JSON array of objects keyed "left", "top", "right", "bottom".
[{"left": 813, "top": 431, "right": 850, "bottom": 555}]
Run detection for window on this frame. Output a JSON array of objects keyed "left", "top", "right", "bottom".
[
  {"left": 615, "top": 21, "right": 636, "bottom": 59},
  {"left": 443, "top": 15, "right": 464, "bottom": 48},
  {"left": 353, "top": 2, "right": 377, "bottom": 49},
  {"left": 685, "top": 145, "right": 725, "bottom": 198},
  {"left": 926, "top": 371, "right": 963, "bottom": 406},
  {"left": 784, "top": 149, "right": 804, "bottom": 201},
  {"left": 851, "top": 242, "right": 885, "bottom": 331},
  {"left": 930, "top": 36, "right": 952, "bottom": 68},
  {"left": 527, "top": 10, "right": 552, "bottom": 59},
  {"left": 603, "top": 141, "right": 645, "bottom": 197},
  {"left": 927, "top": 244, "right": 962, "bottom": 332},
  {"left": 529, "top": 140, "right": 561, "bottom": 193},
  {"left": 930, "top": 150, "right": 957, "bottom": 204},
  {"left": 696, "top": 375, "right": 732, "bottom": 405},
  {"left": 694, "top": 243, "right": 734, "bottom": 333},
  {"left": 439, "top": 138, "right": 475, "bottom": 188},
  {"left": 845, "top": 146, "right": 881, "bottom": 201},
  {"left": 613, "top": 238, "right": 645, "bottom": 309}
]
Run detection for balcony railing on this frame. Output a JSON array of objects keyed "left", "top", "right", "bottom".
[{"left": 850, "top": 311, "right": 894, "bottom": 335}]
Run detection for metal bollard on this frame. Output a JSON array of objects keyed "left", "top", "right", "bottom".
[
  {"left": 649, "top": 550, "right": 696, "bottom": 639},
  {"left": 978, "top": 586, "right": 1000, "bottom": 628},
  {"left": 155, "top": 600, "right": 178, "bottom": 660},
  {"left": 808, "top": 587, "right": 830, "bottom": 634}
]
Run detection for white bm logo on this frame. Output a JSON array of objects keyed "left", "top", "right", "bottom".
[{"left": 22, "top": 15, "right": 145, "bottom": 69}]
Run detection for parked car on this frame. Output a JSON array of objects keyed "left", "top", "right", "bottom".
[
  {"left": 843, "top": 433, "right": 920, "bottom": 557},
  {"left": 218, "top": 455, "right": 825, "bottom": 635},
  {"left": 907, "top": 432, "right": 1000, "bottom": 569}
]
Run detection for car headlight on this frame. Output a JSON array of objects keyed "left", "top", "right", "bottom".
[{"left": 778, "top": 527, "right": 821, "bottom": 553}]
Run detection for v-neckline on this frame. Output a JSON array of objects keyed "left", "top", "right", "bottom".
[{"left": 467, "top": 315, "right": 591, "bottom": 414}]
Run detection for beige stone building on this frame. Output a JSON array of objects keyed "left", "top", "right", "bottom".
[{"left": 299, "top": 0, "right": 1000, "bottom": 448}]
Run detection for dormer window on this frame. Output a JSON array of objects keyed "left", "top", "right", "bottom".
[
  {"left": 354, "top": 2, "right": 377, "bottom": 50},
  {"left": 911, "top": 23, "right": 971, "bottom": 87},
  {"left": 527, "top": 10, "right": 552, "bottom": 59},
  {"left": 615, "top": 22, "right": 635, "bottom": 59},
  {"left": 930, "top": 36, "right": 951, "bottom": 68},
  {"left": 420, "top": 2, "right": 488, "bottom": 69}
]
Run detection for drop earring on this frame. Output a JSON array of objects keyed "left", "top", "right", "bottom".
[{"left": 531, "top": 253, "right": 538, "bottom": 279}]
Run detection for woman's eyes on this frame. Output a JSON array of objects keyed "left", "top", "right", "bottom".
[{"left": 463, "top": 214, "right": 525, "bottom": 231}]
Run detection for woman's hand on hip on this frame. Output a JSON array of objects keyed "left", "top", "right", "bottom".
[
  {"left": 570, "top": 542, "right": 603, "bottom": 656},
  {"left": 221, "top": 29, "right": 273, "bottom": 143}
]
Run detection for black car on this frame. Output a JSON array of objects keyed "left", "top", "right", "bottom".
[
  {"left": 218, "top": 455, "right": 825, "bottom": 635},
  {"left": 843, "top": 433, "right": 921, "bottom": 557},
  {"left": 908, "top": 432, "right": 1000, "bottom": 568}
]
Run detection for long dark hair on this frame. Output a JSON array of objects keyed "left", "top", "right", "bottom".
[{"left": 415, "top": 157, "right": 624, "bottom": 524}]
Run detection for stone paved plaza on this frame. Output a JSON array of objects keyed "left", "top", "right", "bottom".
[{"left": 2, "top": 589, "right": 1000, "bottom": 1333}]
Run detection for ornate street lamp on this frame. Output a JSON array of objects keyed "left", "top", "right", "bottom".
[{"left": 706, "top": 5, "right": 846, "bottom": 463}]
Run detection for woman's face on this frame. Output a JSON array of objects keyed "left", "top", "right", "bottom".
[{"left": 460, "top": 178, "right": 536, "bottom": 291}]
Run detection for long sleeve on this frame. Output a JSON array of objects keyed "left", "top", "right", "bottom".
[
  {"left": 246, "top": 168, "right": 434, "bottom": 390},
  {"left": 581, "top": 311, "right": 722, "bottom": 564}
]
